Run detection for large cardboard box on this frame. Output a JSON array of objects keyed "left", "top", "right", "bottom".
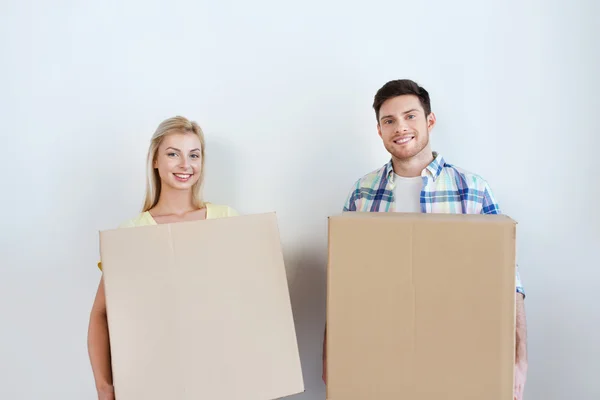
[
  {"left": 99, "top": 212, "right": 304, "bottom": 400},
  {"left": 326, "top": 212, "right": 516, "bottom": 400}
]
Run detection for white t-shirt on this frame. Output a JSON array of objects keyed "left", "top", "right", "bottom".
[{"left": 393, "top": 174, "right": 422, "bottom": 213}]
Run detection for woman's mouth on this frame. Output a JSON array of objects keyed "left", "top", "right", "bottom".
[{"left": 173, "top": 173, "right": 193, "bottom": 182}]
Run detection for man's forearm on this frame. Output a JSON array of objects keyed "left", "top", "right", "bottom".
[
  {"left": 323, "top": 326, "right": 327, "bottom": 360},
  {"left": 515, "top": 293, "right": 528, "bottom": 366}
]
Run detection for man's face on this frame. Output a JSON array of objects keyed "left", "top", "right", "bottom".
[{"left": 377, "top": 95, "right": 435, "bottom": 161}]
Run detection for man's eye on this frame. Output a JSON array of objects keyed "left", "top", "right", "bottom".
[
  {"left": 407, "top": 115, "right": 415, "bottom": 119},
  {"left": 384, "top": 120, "right": 392, "bottom": 124}
]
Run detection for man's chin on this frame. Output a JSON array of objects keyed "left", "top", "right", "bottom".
[
  {"left": 389, "top": 143, "right": 430, "bottom": 162},
  {"left": 391, "top": 150, "right": 419, "bottom": 161}
]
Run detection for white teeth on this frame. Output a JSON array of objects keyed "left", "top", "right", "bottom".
[
  {"left": 175, "top": 174, "right": 191, "bottom": 178},
  {"left": 395, "top": 137, "right": 413, "bottom": 144}
]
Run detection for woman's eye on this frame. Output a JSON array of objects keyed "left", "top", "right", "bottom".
[
  {"left": 167, "top": 152, "right": 177, "bottom": 157},
  {"left": 190, "top": 154, "right": 199, "bottom": 159}
]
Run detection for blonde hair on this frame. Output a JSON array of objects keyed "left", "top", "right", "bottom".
[{"left": 142, "top": 116, "right": 206, "bottom": 212}]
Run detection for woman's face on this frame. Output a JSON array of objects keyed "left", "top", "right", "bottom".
[{"left": 154, "top": 132, "right": 203, "bottom": 191}]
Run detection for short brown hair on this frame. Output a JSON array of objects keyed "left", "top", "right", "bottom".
[{"left": 373, "top": 79, "right": 431, "bottom": 121}]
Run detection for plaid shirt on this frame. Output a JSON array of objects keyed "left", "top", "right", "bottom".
[{"left": 343, "top": 152, "right": 524, "bottom": 295}]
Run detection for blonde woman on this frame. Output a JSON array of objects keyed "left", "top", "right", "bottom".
[{"left": 87, "top": 116, "right": 237, "bottom": 400}]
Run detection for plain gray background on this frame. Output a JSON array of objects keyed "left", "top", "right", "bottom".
[{"left": 1, "top": 0, "right": 598, "bottom": 398}]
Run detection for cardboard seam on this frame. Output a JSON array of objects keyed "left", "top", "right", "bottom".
[{"left": 167, "top": 224, "right": 185, "bottom": 398}]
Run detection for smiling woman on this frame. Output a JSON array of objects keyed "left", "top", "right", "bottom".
[
  {"left": 87, "top": 116, "right": 238, "bottom": 400},
  {"left": 126, "top": 116, "right": 238, "bottom": 226},
  {"left": 143, "top": 117, "right": 207, "bottom": 213}
]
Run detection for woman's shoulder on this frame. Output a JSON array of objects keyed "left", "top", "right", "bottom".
[
  {"left": 116, "top": 204, "right": 238, "bottom": 227},
  {"left": 117, "top": 211, "right": 156, "bottom": 228},
  {"left": 206, "top": 203, "right": 239, "bottom": 218}
]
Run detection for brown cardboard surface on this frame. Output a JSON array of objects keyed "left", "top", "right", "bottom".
[
  {"left": 99, "top": 212, "right": 304, "bottom": 400},
  {"left": 326, "top": 212, "right": 516, "bottom": 400}
]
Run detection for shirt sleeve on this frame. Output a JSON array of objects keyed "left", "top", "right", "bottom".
[
  {"left": 343, "top": 181, "right": 360, "bottom": 212},
  {"left": 515, "top": 264, "right": 525, "bottom": 298},
  {"left": 481, "top": 181, "right": 502, "bottom": 214}
]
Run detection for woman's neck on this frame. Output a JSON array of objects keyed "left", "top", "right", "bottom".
[{"left": 152, "top": 187, "right": 196, "bottom": 217}]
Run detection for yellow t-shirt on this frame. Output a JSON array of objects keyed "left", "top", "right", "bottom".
[{"left": 97, "top": 203, "right": 238, "bottom": 270}]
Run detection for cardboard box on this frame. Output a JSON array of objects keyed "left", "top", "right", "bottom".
[
  {"left": 99, "top": 212, "right": 304, "bottom": 400},
  {"left": 326, "top": 212, "right": 516, "bottom": 400}
]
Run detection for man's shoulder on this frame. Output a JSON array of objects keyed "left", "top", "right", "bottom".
[
  {"left": 343, "top": 162, "right": 392, "bottom": 211},
  {"left": 439, "top": 160, "right": 500, "bottom": 214},
  {"left": 351, "top": 163, "right": 390, "bottom": 189},
  {"left": 441, "top": 161, "right": 491, "bottom": 190}
]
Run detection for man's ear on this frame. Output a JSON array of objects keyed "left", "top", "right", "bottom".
[
  {"left": 427, "top": 112, "right": 437, "bottom": 131},
  {"left": 377, "top": 123, "right": 383, "bottom": 139}
]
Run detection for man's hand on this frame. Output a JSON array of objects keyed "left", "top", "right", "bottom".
[
  {"left": 514, "top": 361, "right": 527, "bottom": 399},
  {"left": 97, "top": 384, "right": 115, "bottom": 400},
  {"left": 514, "top": 292, "right": 528, "bottom": 399}
]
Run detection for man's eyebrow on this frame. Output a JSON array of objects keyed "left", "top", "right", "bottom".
[
  {"left": 380, "top": 109, "right": 420, "bottom": 121},
  {"left": 402, "top": 108, "right": 420, "bottom": 115}
]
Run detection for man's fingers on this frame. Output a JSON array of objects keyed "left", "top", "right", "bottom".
[{"left": 514, "top": 385, "right": 523, "bottom": 400}]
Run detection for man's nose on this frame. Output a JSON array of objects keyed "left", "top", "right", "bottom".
[{"left": 396, "top": 120, "right": 409, "bottom": 132}]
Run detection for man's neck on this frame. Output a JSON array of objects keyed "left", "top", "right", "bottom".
[
  {"left": 392, "top": 148, "right": 434, "bottom": 178},
  {"left": 152, "top": 188, "right": 196, "bottom": 216}
]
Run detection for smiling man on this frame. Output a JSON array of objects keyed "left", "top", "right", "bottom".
[{"left": 323, "top": 79, "right": 528, "bottom": 400}]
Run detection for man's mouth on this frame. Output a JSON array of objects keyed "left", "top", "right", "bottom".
[
  {"left": 393, "top": 136, "right": 414, "bottom": 145},
  {"left": 173, "top": 173, "right": 193, "bottom": 182}
]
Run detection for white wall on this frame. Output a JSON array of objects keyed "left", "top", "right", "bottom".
[{"left": 1, "top": 0, "right": 598, "bottom": 398}]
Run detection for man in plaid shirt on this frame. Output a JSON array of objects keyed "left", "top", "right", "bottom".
[{"left": 323, "top": 79, "right": 528, "bottom": 399}]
